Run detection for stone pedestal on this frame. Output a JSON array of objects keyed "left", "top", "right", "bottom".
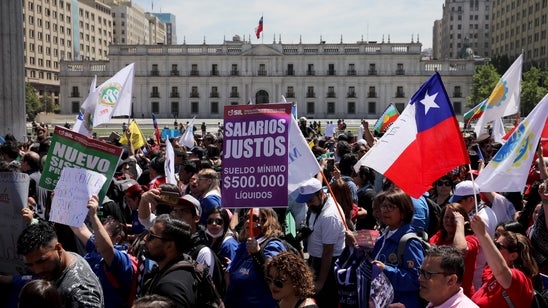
[{"left": 0, "top": 0, "right": 26, "bottom": 141}]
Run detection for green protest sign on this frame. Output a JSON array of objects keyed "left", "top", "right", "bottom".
[{"left": 39, "top": 126, "right": 123, "bottom": 202}]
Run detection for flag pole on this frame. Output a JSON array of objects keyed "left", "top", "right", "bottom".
[
  {"left": 468, "top": 164, "right": 479, "bottom": 214},
  {"left": 319, "top": 171, "right": 349, "bottom": 231}
]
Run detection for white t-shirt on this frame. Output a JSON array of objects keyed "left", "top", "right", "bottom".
[
  {"left": 490, "top": 193, "right": 516, "bottom": 224},
  {"left": 306, "top": 195, "right": 346, "bottom": 258}
]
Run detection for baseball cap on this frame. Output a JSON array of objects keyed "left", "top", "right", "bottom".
[
  {"left": 175, "top": 195, "right": 201, "bottom": 217},
  {"left": 296, "top": 178, "right": 323, "bottom": 203},
  {"left": 449, "top": 180, "right": 479, "bottom": 203}
]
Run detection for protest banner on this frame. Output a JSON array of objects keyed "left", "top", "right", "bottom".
[
  {"left": 39, "top": 126, "right": 123, "bottom": 202},
  {"left": 222, "top": 104, "right": 292, "bottom": 208},
  {"left": 50, "top": 168, "right": 107, "bottom": 227},
  {"left": 0, "top": 172, "right": 30, "bottom": 275}
]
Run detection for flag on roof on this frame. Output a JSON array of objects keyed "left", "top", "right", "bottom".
[
  {"left": 255, "top": 16, "right": 263, "bottom": 39},
  {"left": 474, "top": 54, "right": 523, "bottom": 136},
  {"left": 373, "top": 104, "right": 400, "bottom": 134},
  {"left": 463, "top": 99, "right": 487, "bottom": 125},
  {"left": 355, "top": 73, "right": 470, "bottom": 198},
  {"left": 475, "top": 92, "right": 548, "bottom": 192}
]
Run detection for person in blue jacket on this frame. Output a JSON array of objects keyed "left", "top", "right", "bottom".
[
  {"left": 224, "top": 208, "right": 287, "bottom": 308},
  {"left": 371, "top": 187, "right": 425, "bottom": 308}
]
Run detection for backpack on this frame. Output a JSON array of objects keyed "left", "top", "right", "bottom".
[
  {"left": 425, "top": 197, "right": 442, "bottom": 238},
  {"left": 189, "top": 244, "right": 227, "bottom": 297},
  {"left": 260, "top": 236, "right": 302, "bottom": 257},
  {"left": 104, "top": 253, "right": 139, "bottom": 308},
  {"left": 164, "top": 259, "right": 225, "bottom": 308},
  {"left": 396, "top": 231, "right": 431, "bottom": 267}
]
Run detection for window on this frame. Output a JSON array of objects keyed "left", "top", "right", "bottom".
[
  {"left": 171, "top": 102, "right": 179, "bottom": 117},
  {"left": 369, "top": 63, "right": 377, "bottom": 75},
  {"left": 307, "top": 64, "right": 315, "bottom": 76},
  {"left": 327, "top": 86, "right": 336, "bottom": 98},
  {"left": 327, "top": 102, "right": 335, "bottom": 114},
  {"left": 347, "top": 86, "right": 356, "bottom": 98},
  {"left": 348, "top": 63, "right": 356, "bottom": 75},
  {"left": 347, "top": 102, "right": 356, "bottom": 114},
  {"left": 151, "top": 86, "right": 160, "bottom": 98},
  {"left": 151, "top": 102, "right": 160, "bottom": 114},
  {"left": 190, "top": 86, "right": 199, "bottom": 98},
  {"left": 71, "top": 86, "right": 80, "bottom": 97},
  {"left": 72, "top": 102, "right": 80, "bottom": 113},
  {"left": 230, "top": 87, "right": 239, "bottom": 98},
  {"left": 368, "top": 86, "right": 376, "bottom": 98},
  {"left": 171, "top": 87, "right": 179, "bottom": 98},
  {"left": 211, "top": 102, "right": 219, "bottom": 114},
  {"left": 191, "top": 64, "right": 199, "bottom": 76},
  {"left": 453, "top": 86, "right": 462, "bottom": 97},
  {"left": 306, "top": 102, "right": 315, "bottom": 114},
  {"left": 210, "top": 87, "right": 219, "bottom": 98},
  {"left": 287, "top": 64, "right": 294, "bottom": 75},
  {"left": 306, "top": 87, "right": 315, "bottom": 98},
  {"left": 171, "top": 64, "right": 179, "bottom": 76},
  {"left": 191, "top": 102, "right": 199, "bottom": 114},
  {"left": 328, "top": 64, "right": 335, "bottom": 75},
  {"left": 396, "top": 86, "right": 405, "bottom": 97},
  {"left": 396, "top": 63, "right": 405, "bottom": 75},
  {"left": 368, "top": 102, "right": 376, "bottom": 114},
  {"left": 211, "top": 64, "right": 219, "bottom": 76},
  {"left": 258, "top": 64, "right": 267, "bottom": 76},
  {"left": 286, "top": 86, "right": 295, "bottom": 98},
  {"left": 453, "top": 101, "right": 462, "bottom": 114},
  {"left": 151, "top": 64, "right": 159, "bottom": 76},
  {"left": 231, "top": 64, "right": 239, "bottom": 76}
]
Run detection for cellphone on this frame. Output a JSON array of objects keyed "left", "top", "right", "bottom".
[
  {"left": 326, "top": 159, "right": 335, "bottom": 173},
  {"left": 159, "top": 191, "right": 180, "bottom": 205}
]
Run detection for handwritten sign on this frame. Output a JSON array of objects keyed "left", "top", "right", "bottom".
[
  {"left": 0, "top": 173, "right": 30, "bottom": 275},
  {"left": 50, "top": 168, "right": 106, "bottom": 227}
]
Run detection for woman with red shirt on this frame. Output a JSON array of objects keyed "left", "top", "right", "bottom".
[
  {"left": 429, "top": 203, "right": 479, "bottom": 297},
  {"left": 470, "top": 215, "right": 537, "bottom": 308}
]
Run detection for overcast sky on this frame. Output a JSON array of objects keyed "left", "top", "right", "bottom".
[{"left": 131, "top": 0, "right": 444, "bottom": 50}]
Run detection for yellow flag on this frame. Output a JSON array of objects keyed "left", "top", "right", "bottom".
[
  {"left": 120, "top": 120, "right": 146, "bottom": 149},
  {"left": 308, "top": 139, "right": 315, "bottom": 149}
]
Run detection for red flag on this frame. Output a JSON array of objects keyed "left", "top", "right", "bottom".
[
  {"left": 152, "top": 114, "right": 161, "bottom": 145},
  {"left": 355, "top": 73, "right": 469, "bottom": 198},
  {"left": 542, "top": 118, "right": 548, "bottom": 157},
  {"left": 255, "top": 16, "right": 263, "bottom": 39}
]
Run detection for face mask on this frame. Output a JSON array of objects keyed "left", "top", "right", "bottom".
[{"left": 205, "top": 228, "right": 224, "bottom": 239}]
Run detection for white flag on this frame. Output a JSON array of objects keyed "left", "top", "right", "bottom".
[
  {"left": 475, "top": 54, "right": 522, "bottom": 136},
  {"left": 93, "top": 63, "right": 135, "bottom": 127},
  {"left": 476, "top": 93, "right": 548, "bottom": 192},
  {"left": 164, "top": 139, "right": 177, "bottom": 185},
  {"left": 492, "top": 117, "right": 506, "bottom": 144},
  {"left": 72, "top": 75, "right": 97, "bottom": 137},
  {"left": 287, "top": 116, "right": 322, "bottom": 194},
  {"left": 178, "top": 116, "right": 196, "bottom": 149}
]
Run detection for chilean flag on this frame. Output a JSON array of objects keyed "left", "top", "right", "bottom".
[
  {"left": 355, "top": 73, "right": 469, "bottom": 198},
  {"left": 255, "top": 16, "right": 263, "bottom": 39}
]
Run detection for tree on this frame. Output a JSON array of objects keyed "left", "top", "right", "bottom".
[
  {"left": 521, "top": 66, "right": 548, "bottom": 115},
  {"left": 466, "top": 64, "right": 500, "bottom": 108},
  {"left": 25, "top": 83, "right": 42, "bottom": 120}
]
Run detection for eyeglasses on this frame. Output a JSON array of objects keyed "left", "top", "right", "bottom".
[
  {"left": 207, "top": 218, "right": 224, "bottom": 225},
  {"left": 264, "top": 276, "right": 285, "bottom": 288},
  {"left": 436, "top": 180, "right": 452, "bottom": 186},
  {"left": 144, "top": 230, "right": 171, "bottom": 242},
  {"left": 380, "top": 203, "right": 397, "bottom": 212},
  {"left": 418, "top": 268, "right": 453, "bottom": 280},
  {"left": 494, "top": 241, "right": 516, "bottom": 252},
  {"left": 190, "top": 177, "right": 209, "bottom": 183},
  {"left": 244, "top": 215, "right": 265, "bottom": 223}
]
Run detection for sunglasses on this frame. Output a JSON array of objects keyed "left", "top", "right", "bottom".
[
  {"left": 494, "top": 241, "right": 516, "bottom": 252},
  {"left": 144, "top": 230, "right": 171, "bottom": 242},
  {"left": 264, "top": 276, "right": 285, "bottom": 288},
  {"left": 436, "top": 180, "right": 452, "bottom": 186},
  {"left": 244, "top": 215, "right": 265, "bottom": 223},
  {"left": 418, "top": 268, "right": 452, "bottom": 280},
  {"left": 207, "top": 218, "right": 224, "bottom": 225}
]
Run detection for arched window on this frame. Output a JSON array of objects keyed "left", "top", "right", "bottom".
[{"left": 255, "top": 90, "right": 269, "bottom": 104}]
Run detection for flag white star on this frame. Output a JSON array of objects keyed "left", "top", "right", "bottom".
[{"left": 420, "top": 91, "right": 440, "bottom": 114}]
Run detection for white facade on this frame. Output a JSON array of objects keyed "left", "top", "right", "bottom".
[{"left": 60, "top": 39, "right": 477, "bottom": 120}]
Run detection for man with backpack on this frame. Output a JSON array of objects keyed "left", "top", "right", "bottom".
[{"left": 142, "top": 214, "right": 222, "bottom": 307}]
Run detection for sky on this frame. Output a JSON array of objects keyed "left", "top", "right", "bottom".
[{"left": 131, "top": 0, "right": 444, "bottom": 50}]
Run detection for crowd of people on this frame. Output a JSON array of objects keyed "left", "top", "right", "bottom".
[{"left": 0, "top": 117, "right": 546, "bottom": 308}]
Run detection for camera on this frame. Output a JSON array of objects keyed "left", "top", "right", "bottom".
[{"left": 295, "top": 226, "right": 313, "bottom": 242}]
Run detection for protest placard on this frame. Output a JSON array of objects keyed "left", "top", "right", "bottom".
[
  {"left": 0, "top": 172, "right": 30, "bottom": 275},
  {"left": 39, "top": 126, "right": 123, "bottom": 202},
  {"left": 222, "top": 104, "right": 292, "bottom": 208},
  {"left": 49, "top": 168, "right": 106, "bottom": 227}
]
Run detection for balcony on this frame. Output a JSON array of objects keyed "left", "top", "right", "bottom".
[
  {"left": 327, "top": 70, "right": 336, "bottom": 76},
  {"left": 258, "top": 70, "right": 267, "bottom": 76},
  {"left": 170, "top": 92, "right": 179, "bottom": 98},
  {"left": 368, "top": 69, "right": 377, "bottom": 75},
  {"left": 306, "top": 70, "right": 315, "bottom": 76},
  {"left": 347, "top": 92, "right": 356, "bottom": 98},
  {"left": 230, "top": 92, "right": 239, "bottom": 98},
  {"left": 210, "top": 92, "right": 219, "bottom": 98},
  {"left": 306, "top": 92, "right": 315, "bottom": 98},
  {"left": 286, "top": 70, "right": 294, "bottom": 76},
  {"left": 190, "top": 92, "right": 199, "bottom": 98},
  {"left": 150, "top": 92, "right": 160, "bottom": 98},
  {"left": 368, "top": 92, "right": 377, "bottom": 98},
  {"left": 286, "top": 92, "right": 295, "bottom": 98},
  {"left": 395, "top": 69, "right": 405, "bottom": 75},
  {"left": 395, "top": 91, "right": 405, "bottom": 98},
  {"left": 347, "top": 69, "right": 356, "bottom": 76},
  {"left": 327, "top": 92, "right": 336, "bottom": 98},
  {"left": 453, "top": 91, "right": 462, "bottom": 98},
  {"left": 211, "top": 70, "right": 219, "bottom": 76},
  {"left": 170, "top": 70, "right": 179, "bottom": 76},
  {"left": 150, "top": 70, "right": 159, "bottom": 76},
  {"left": 70, "top": 91, "right": 80, "bottom": 97},
  {"left": 230, "top": 70, "right": 239, "bottom": 76},
  {"left": 190, "top": 70, "right": 199, "bottom": 76}
]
